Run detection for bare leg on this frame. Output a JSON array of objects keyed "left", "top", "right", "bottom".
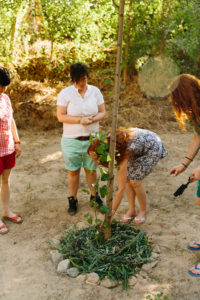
[
  {"left": 0, "top": 169, "right": 22, "bottom": 229},
  {"left": 1, "top": 169, "right": 13, "bottom": 216},
  {"left": 67, "top": 169, "right": 81, "bottom": 198},
  {"left": 129, "top": 179, "right": 147, "bottom": 224},
  {"left": 124, "top": 180, "right": 136, "bottom": 217},
  {"left": 84, "top": 169, "right": 97, "bottom": 196}
]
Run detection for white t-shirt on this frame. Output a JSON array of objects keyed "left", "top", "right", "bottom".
[{"left": 57, "top": 84, "right": 104, "bottom": 138}]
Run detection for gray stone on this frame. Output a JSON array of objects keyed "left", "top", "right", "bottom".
[
  {"left": 128, "top": 276, "right": 137, "bottom": 286},
  {"left": 101, "top": 277, "right": 118, "bottom": 288},
  {"left": 142, "top": 261, "right": 158, "bottom": 272},
  {"left": 76, "top": 274, "right": 87, "bottom": 283},
  {"left": 50, "top": 238, "right": 60, "bottom": 248},
  {"left": 67, "top": 267, "right": 79, "bottom": 278},
  {"left": 153, "top": 245, "right": 161, "bottom": 254},
  {"left": 57, "top": 259, "right": 71, "bottom": 273},
  {"left": 50, "top": 250, "right": 64, "bottom": 265},
  {"left": 151, "top": 252, "right": 160, "bottom": 259},
  {"left": 86, "top": 272, "right": 100, "bottom": 285},
  {"left": 139, "top": 271, "right": 149, "bottom": 279},
  {"left": 146, "top": 231, "right": 155, "bottom": 243}
]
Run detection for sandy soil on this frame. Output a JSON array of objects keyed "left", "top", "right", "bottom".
[{"left": 0, "top": 128, "right": 200, "bottom": 300}]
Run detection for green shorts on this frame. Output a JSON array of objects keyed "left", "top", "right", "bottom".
[
  {"left": 61, "top": 136, "right": 95, "bottom": 171},
  {"left": 196, "top": 180, "right": 200, "bottom": 197}
]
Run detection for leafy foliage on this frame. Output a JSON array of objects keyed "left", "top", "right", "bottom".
[
  {"left": 59, "top": 221, "right": 152, "bottom": 288},
  {"left": 1, "top": 0, "right": 199, "bottom": 77}
]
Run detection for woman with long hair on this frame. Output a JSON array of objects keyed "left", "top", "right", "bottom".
[
  {"left": 169, "top": 74, "right": 200, "bottom": 276},
  {"left": 89, "top": 127, "right": 167, "bottom": 224}
]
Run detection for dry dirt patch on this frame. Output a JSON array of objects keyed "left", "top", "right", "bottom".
[{"left": 0, "top": 128, "right": 200, "bottom": 300}]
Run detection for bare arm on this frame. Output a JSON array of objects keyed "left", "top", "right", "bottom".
[
  {"left": 190, "top": 166, "right": 200, "bottom": 182},
  {"left": 112, "top": 159, "right": 128, "bottom": 214},
  {"left": 11, "top": 118, "right": 21, "bottom": 158},
  {"left": 57, "top": 105, "right": 93, "bottom": 125},
  {"left": 169, "top": 130, "right": 200, "bottom": 176},
  {"left": 91, "top": 104, "right": 106, "bottom": 123}
]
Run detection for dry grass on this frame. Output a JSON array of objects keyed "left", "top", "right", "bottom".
[{"left": 7, "top": 74, "right": 180, "bottom": 133}]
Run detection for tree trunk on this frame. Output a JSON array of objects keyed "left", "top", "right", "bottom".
[
  {"left": 34, "top": 0, "right": 45, "bottom": 34},
  {"left": 104, "top": 0, "right": 125, "bottom": 240},
  {"left": 50, "top": 38, "right": 54, "bottom": 61},
  {"left": 9, "top": 9, "right": 18, "bottom": 55},
  {"left": 158, "top": 0, "right": 172, "bottom": 55},
  {"left": 123, "top": 0, "right": 133, "bottom": 84}
]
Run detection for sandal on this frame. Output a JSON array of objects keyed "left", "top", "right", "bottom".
[
  {"left": 187, "top": 241, "right": 200, "bottom": 250},
  {"left": 0, "top": 223, "right": 9, "bottom": 235},
  {"left": 120, "top": 216, "right": 134, "bottom": 224},
  {"left": 2, "top": 215, "right": 23, "bottom": 224},
  {"left": 133, "top": 216, "right": 146, "bottom": 225},
  {"left": 188, "top": 264, "right": 200, "bottom": 277}
]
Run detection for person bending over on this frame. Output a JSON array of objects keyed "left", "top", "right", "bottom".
[{"left": 89, "top": 127, "right": 168, "bottom": 224}]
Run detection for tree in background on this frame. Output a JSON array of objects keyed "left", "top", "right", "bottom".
[{"left": 0, "top": 0, "right": 199, "bottom": 76}]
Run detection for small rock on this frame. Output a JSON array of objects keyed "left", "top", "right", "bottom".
[
  {"left": 139, "top": 271, "right": 149, "bottom": 279},
  {"left": 146, "top": 232, "right": 154, "bottom": 243},
  {"left": 76, "top": 274, "right": 87, "bottom": 283},
  {"left": 142, "top": 261, "right": 158, "bottom": 272},
  {"left": 57, "top": 259, "right": 71, "bottom": 273},
  {"left": 67, "top": 267, "right": 79, "bottom": 278},
  {"left": 151, "top": 252, "right": 159, "bottom": 259},
  {"left": 50, "top": 238, "right": 60, "bottom": 248},
  {"left": 153, "top": 245, "right": 161, "bottom": 254},
  {"left": 50, "top": 250, "right": 64, "bottom": 265},
  {"left": 101, "top": 277, "right": 118, "bottom": 288},
  {"left": 135, "top": 274, "right": 143, "bottom": 280},
  {"left": 86, "top": 272, "right": 100, "bottom": 285},
  {"left": 146, "top": 231, "right": 153, "bottom": 239},
  {"left": 128, "top": 276, "right": 137, "bottom": 286},
  {"left": 76, "top": 222, "right": 87, "bottom": 230}
]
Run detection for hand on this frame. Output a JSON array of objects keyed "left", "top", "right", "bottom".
[
  {"left": 169, "top": 164, "right": 185, "bottom": 176},
  {"left": 15, "top": 144, "right": 21, "bottom": 158},
  {"left": 80, "top": 116, "right": 93, "bottom": 125},
  {"left": 189, "top": 166, "right": 200, "bottom": 182}
]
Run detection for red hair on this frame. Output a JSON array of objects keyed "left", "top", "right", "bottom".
[
  {"left": 88, "top": 128, "right": 136, "bottom": 167},
  {"left": 170, "top": 74, "right": 200, "bottom": 131}
]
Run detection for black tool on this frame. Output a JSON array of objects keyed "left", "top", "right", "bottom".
[{"left": 173, "top": 177, "right": 191, "bottom": 197}]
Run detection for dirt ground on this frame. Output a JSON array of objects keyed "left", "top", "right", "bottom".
[
  {"left": 1, "top": 128, "right": 200, "bottom": 300},
  {"left": 1, "top": 78, "right": 200, "bottom": 300}
]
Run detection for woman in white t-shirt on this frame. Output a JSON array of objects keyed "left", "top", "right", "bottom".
[{"left": 57, "top": 63, "right": 106, "bottom": 215}]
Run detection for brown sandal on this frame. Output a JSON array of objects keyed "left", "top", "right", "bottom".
[{"left": 2, "top": 215, "right": 23, "bottom": 224}]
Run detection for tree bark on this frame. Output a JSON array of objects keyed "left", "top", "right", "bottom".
[
  {"left": 34, "top": 0, "right": 45, "bottom": 34},
  {"left": 123, "top": 0, "right": 133, "bottom": 84},
  {"left": 9, "top": 8, "right": 18, "bottom": 55},
  {"left": 104, "top": 0, "right": 125, "bottom": 240},
  {"left": 50, "top": 38, "right": 54, "bottom": 61}
]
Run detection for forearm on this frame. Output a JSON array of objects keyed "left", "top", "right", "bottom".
[
  {"left": 11, "top": 118, "right": 20, "bottom": 142},
  {"left": 57, "top": 113, "right": 80, "bottom": 124},
  {"left": 182, "top": 132, "right": 200, "bottom": 167},
  {"left": 92, "top": 111, "right": 106, "bottom": 123}
]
